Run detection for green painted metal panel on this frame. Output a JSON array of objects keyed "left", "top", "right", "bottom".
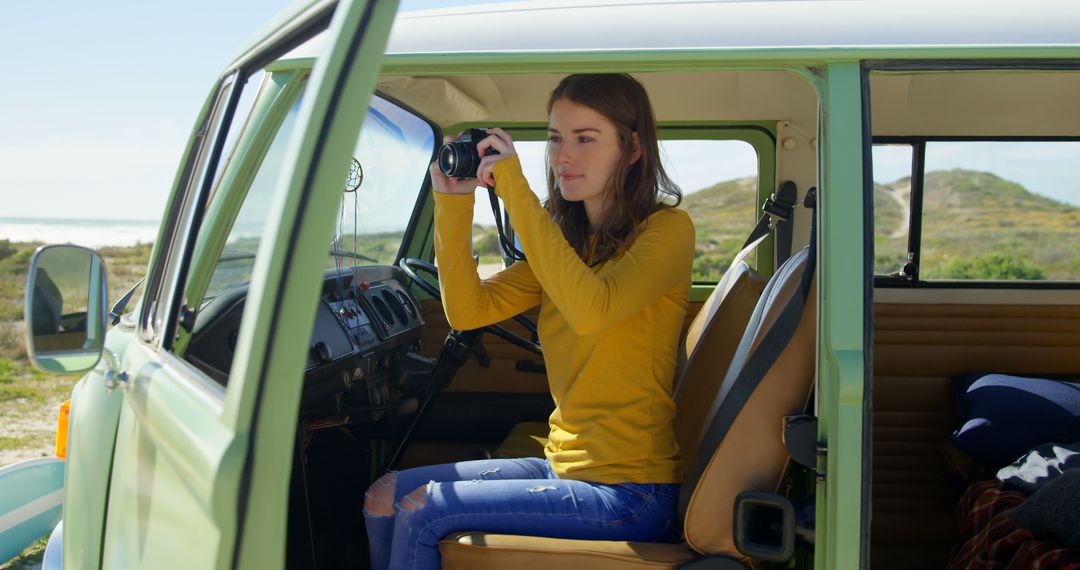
[
  {"left": 101, "top": 343, "right": 236, "bottom": 569},
  {"left": 379, "top": 45, "right": 1080, "bottom": 76},
  {"left": 224, "top": 0, "right": 401, "bottom": 566},
  {"left": 91, "top": 1, "right": 400, "bottom": 568},
  {"left": 815, "top": 61, "right": 867, "bottom": 570},
  {"left": 59, "top": 326, "right": 131, "bottom": 568}
]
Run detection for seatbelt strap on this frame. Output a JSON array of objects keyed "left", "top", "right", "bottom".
[
  {"left": 678, "top": 187, "right": 817, "bottom": 520},
  {"left": 742, "top": 181, "right": 798, "bottom": 264}
]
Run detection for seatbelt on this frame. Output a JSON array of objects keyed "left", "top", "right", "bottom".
[
  {"left": 678, "top": 187, "right": 817, "bottom": 520},
  {"left": 741, "top": 181, "right": 798, "bottom": 265}
]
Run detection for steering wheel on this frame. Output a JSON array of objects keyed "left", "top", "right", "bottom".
[{"left": 398, "top": 257, "right": 542, "bottom": 355}]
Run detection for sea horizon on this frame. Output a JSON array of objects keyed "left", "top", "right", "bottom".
[{"left": 0, "top": 216, "right": 160, "bottom": 248}]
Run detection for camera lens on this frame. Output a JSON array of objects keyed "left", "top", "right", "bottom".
[
  {"left": 437, "top": 145, "right": 458, "bottom": 175},
  {"left": 438, "top": 142, "right": 479, "bottom": 179}
]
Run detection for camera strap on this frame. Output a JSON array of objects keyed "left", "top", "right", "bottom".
[{"left": 487, "top": 185, "right": 527, "bottom": 263}]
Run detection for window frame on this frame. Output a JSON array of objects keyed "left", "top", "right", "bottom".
[
  {"left": 138, "top": 72, "right": 242, "bottom": 348},
  {"left": 872, "top": 134, "right": 1080, "bottom": 290}
]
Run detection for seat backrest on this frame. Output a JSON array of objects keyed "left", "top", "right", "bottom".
[
  {"left": 681, "top": 246, "right": 817, "bottom": 556},
  {"left": 673, "top": 260, "right": 768, "bottom": 474}
]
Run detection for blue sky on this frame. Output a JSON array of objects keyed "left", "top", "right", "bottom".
[
  {"left": 1, "top": 0, "right": 1077, "bottom": 223},
  {"left": 0, "top": 0, "right": 504, "bottom": 221}
]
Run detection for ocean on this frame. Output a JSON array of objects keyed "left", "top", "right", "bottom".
[{"left": 0, "top": 217, "right": 159, "bottom": 248}]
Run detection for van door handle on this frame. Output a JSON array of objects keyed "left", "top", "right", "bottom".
[{"left": 100, "top": 348, "right": 130, "bottom": 390}]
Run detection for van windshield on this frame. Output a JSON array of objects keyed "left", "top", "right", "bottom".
[
  {"left": 327, "top": 95, "right": 436, "bottom": 271},
  {"left": 204, "top": 95, "right": 435, "bottom": 302}
]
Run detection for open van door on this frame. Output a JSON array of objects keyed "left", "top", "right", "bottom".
[{"left": 90, "top": 1, "right": 399, "bottom": 567}]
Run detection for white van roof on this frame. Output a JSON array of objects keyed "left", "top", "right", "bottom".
[{"left": 387, "top": 0, "right": 1080, "bottom": 55}]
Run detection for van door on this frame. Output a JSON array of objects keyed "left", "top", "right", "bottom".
[{"left": 96, "top": 1, "right": 398, "bottom": 568}]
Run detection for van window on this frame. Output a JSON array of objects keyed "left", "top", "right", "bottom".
[
  {"left": 330, "top": 96, "right": 436, "bottom": 269},
  {"left": 872, "top": 144, "right": 914, "bottom": 276},
  {"left": 203, "top": 95, "right": 304, "bottom": 301},
  {"left": 201, "top": 95, "right": 435, "bottom": 302},
  {"left": 467, "top": 138, "right": 759, "bottom": 281},
  {"left": 923, "top": 141, "right": 1080, "bottom": 280},
  {"left": 873, "top": 140, "right": 1080, "bottom": 282}
]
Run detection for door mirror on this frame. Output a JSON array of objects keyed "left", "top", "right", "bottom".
[{"left": 24, "top": 245, "right": 108, "bottom": 374}]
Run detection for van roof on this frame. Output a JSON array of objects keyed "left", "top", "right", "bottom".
[{"left": 386, "top": 0, "right": 1080, "bottom": 56}]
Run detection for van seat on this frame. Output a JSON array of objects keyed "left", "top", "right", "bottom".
[{"left": 440, "top": 246, "right": 816, "bottom": 569}]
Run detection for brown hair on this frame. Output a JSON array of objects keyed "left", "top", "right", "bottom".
[{"left": 545, "top": 73, "right": 681, "bottom": 265}]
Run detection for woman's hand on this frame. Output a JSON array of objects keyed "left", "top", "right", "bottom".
[
  {"left": 476, "top": 128, "right": 517, "bottom": 187},
  {"left": 430, "top": 135, "right": 484, "bottom": 195}
]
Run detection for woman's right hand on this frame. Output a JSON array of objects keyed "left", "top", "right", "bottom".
[{"left": 430, "top": 135, "right": 482, "bottom": 195}]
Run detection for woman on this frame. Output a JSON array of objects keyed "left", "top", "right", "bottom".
[{"left": 363, "top": 73, "right": 695, "bottom": 570}]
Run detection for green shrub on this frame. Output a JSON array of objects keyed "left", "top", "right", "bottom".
[
  {"left": 473, "top": 233, "right": 503, "bottom": 257},
  {"left": 0, "top": 357, "right": 17, "bottom": 382},
  {"left": 938, "top": 253, "right": 1046, "bottom": 280},
  {"left": 0, "top": 239, "right": 15, "bottom": 262},
  {"left": 0, "top": 248, "right": 34, "bottom": 273},
  {"left": 692, "top": 254, "right": 734, "bottom": 282}
]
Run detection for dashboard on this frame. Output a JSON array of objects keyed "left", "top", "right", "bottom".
[{"left": 187, "top": 265, "right": 432, "bottom": 418}]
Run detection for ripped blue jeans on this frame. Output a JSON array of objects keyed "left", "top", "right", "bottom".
[{"left": 362, "top": 457, "right": 680, "bottom": 570}]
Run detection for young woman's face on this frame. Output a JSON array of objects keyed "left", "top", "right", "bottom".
[{"left": 547, "top": 98, "right": 625, "bottom": 206}]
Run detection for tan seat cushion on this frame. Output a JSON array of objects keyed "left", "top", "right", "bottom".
[{"left": 440, "top": 533, "right": 699, "bottom": 569}]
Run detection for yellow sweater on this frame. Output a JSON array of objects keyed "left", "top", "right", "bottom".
[{"left": 433, "top": 155, "right": 694, "bottom": 484}]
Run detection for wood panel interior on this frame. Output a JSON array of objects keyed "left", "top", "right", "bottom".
[{"left": 870, "top": 301, "right": 1080, "bottom": 570}]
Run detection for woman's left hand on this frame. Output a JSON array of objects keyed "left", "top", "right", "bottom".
[{"left": 476, "top": 128, "right": 517, "bottom": 187}]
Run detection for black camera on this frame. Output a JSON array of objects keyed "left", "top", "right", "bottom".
[{"left": 437, "top": 128, "right": 497, "bottom": 179}]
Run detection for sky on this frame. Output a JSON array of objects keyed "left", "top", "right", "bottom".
[
  {"left": 0, "top": 0, "right": 503, "bottom": 222},
  {"left": 1, "top": 0, "right": 1077, "bottom": 224}
]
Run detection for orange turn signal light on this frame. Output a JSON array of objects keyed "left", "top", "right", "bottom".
[{"left": 55, "top": 399, "right": 70, "bottom": 459}]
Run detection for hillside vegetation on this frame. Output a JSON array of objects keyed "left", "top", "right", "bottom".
[
  {"left": 472, "top": 177, "right": 759, "bottom": 281},
  {"left": 475, "top": 169, "right": 1079, "bottom": 282},
  {"left": 874, "top": 169, "right": 1080, "bottom": 280},
  {"left": 678, "top": 177, "right": 759, "bottom": 280}
]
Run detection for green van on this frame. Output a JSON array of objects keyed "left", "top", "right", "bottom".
[{"left": 7, "top": 0, "right": 1080, "bottom": 568}]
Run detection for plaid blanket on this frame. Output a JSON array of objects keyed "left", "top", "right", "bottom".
[{"left": 949, "top": 480, "right": 1080, "bottom": 569}]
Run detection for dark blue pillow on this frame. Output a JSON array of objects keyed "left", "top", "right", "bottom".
[{"left": 951, "top": 373, "right": 1080, "bottom": 468}]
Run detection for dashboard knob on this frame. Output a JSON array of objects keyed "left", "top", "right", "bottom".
[{"left": 312, "top": 341, "right": 333, "bottom": 364}]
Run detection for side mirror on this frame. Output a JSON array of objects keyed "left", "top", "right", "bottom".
[{"left": 24, "top": 245, "right": 108, "bottom": 374}]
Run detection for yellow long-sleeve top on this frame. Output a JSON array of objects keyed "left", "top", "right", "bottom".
[{"left": 433, "top": 155, "right": 695, "bottom": 484}]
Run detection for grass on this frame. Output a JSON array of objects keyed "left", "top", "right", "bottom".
[
  {"left": 0, "top": 240, "right": 151, "bottom": 472},
  {"left": 0, "top": 538, "right": 47, "bottom": 570},
  {"left": 0, "top": 435, "right": 39, "bottom": 452}
]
